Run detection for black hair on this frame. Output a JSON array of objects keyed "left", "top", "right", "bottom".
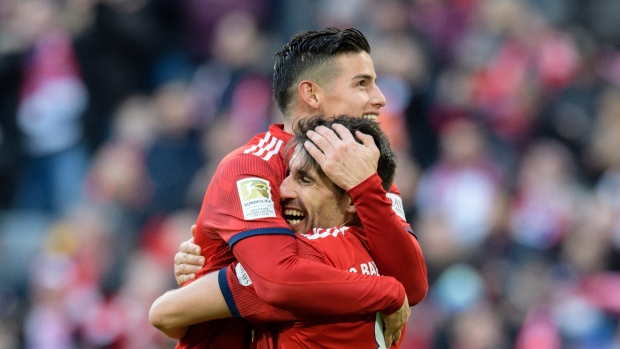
[
  {"left": 284, "top": 115, "right": 396, "bottom": 191},
  {"left": 273, "top": 28, "right": 371, "bottom": 115}
]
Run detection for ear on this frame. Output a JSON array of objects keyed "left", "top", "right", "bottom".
[
  {"left": 298, "top": 80, "right": 321, "bottom": 111},
  {"left": 344, "top": 195, "right": 357, "bottom": 215}
]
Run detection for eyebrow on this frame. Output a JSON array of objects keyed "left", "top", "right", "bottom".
[
  {"left": 352, "top": 74, "right": 375, "bottom": 82},
  {"left": 296, "top": 168, "right": 312, "bottom": 179},
  {"left": 292, "top": 166, "right": 317, "bottom": 182}
]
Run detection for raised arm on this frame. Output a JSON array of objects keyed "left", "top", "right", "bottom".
[
  {"left": 184, "top": 155, "right": 407, "bottom": 317},
  {"left": 350, "top": 173, "right": 428, "bottom": 305},
  {"left": 305, "top": 124, "right": 428, "bottom": 305}
]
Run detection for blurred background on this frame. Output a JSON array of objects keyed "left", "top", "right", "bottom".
[{"left": 1, "top": 0, "right": 620, "bottom": 348}]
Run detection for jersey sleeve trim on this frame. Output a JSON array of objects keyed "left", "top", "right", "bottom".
[
  {"left": 228, "top": 228, "right": 295, "bottom": 248},
  {"left": 218, "top": 267, "right": 241, "bottom": 319},
  {"left": 406, "top": 226, "right": 418, "bottom": 239}
]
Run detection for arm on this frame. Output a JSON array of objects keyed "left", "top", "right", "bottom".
[
  {"left": 231, "top": 233, "right": 405, "bottom": 315},
  {"left": 306, "top": 125, "right": 428, "bottom": 305},
  {"left": 173, "top": 225, "right": 405, "bottom": 316},
  {"left": 350, "top": 174, "right": 428, "bottom": 305},
  {"left": 222, "top": 261, "right": 409, "bottom": 348},
  {"left": 195, "top": 152, "right": 407, "bottom": 316},
  {"left": 149, "top": 271, "right": 231, "bottom": 339}
]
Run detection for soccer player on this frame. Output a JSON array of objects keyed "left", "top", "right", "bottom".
[
  {"left": 168, "top": 28, "right": 427, "bottom": 348},
  {"left": 151, "top": 115, "right": 415, "bottom": 348}
]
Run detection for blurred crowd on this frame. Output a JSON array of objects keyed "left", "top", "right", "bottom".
[{"left": 1, "top": 0, "right": 620, "bottom": 348}]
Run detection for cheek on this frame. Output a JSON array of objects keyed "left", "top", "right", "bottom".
[{"left": 327, "top": 91, "right": 361, "bottom": 111}]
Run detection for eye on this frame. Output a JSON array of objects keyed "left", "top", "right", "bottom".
[
  {"left": 358, "top": 80, "right": 367, "bottom": 86},
  {"left": 299, "top": 176, "right": 311, "bottom": 184}
]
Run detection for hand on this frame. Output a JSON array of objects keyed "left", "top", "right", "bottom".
[
  {"left": 174, "top": 225, "right": 205, "bottom": 286},
  {"left": 381, "top": 294, "right": 410, "bottom": 347},
  {"left": 304, "top": 124, "right": 379, "bottom": 190}
]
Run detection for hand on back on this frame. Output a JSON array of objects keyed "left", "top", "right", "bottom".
[{"left": 174, "top": 225, "right": 205, "bottom": 286}]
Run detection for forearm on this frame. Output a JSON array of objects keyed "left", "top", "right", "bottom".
[
  {"left": 149, "top": 272, "right": 232, "bottom": 338},
  {"left": 232, "top": 234, "right": 405, "bottom": 316},
  {"left": 349, "top": 174, "right": 428, "bottom": 305},
  {"left": 221, "top": 263, "right": 401, "bottom": 323},
  {"left": 149, "top": 289, "right": 190, "bottom": 339}
]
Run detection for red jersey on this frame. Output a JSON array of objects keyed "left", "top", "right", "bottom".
[
  {"left": 220, "top": 173, "right": 428, "bottom": 348},
  {"left": 223, "top": 226, "right": 397, "bottom": 349},
  {"left": 178, "top": 125, "right": 416, "bottom": 349}
]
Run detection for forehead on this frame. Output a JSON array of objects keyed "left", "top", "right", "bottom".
[
  {"left": 288, "top": 146, "right": 315, "bottom": 173},
  {"left": 332, "top": 51, "right": 376, "bottom": 80}
]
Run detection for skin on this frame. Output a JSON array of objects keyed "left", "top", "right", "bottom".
[
  {"left": 156, "top": 51, "right": 409, "bottom": 347},
  {"left": 174, "top": 50, "right": 385, "bottom": 281},
  {"left": 280, "top": 144, "right": 357, "bottom": 234},
  {"left": 151, "top": 144, "right": 410, "bottom": 346},
  {"left": 286, "top": 51, "right": 386, "bottom": 134}
]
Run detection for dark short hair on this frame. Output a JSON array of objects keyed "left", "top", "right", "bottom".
[
  {"left": 273, "top": 28, "right": 371, "bottom": 115},
  {"left": 285, "top": 115, "right": 396, "bottom": 191}
]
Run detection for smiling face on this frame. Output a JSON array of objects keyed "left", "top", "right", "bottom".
[
  {"left": 280, "top": 146, "right": 355, "bottom": 234},
  {"left": 316, "top": 52, "right": 386, "bottom": 121}
]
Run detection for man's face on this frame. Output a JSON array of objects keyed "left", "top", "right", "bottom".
[
  {"left": 317, "top": 51, "right": 386, "bottom": 121},
  {"left": 280, "top": 148, "right": 352, "bottom": 234}
]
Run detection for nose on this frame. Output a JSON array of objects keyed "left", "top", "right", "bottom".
[
  {"left": 371, "top": 84, "right": 386, "bottom": 109},
  {"left": 280, "top": 174, "right": 295, "bottom": 201}
]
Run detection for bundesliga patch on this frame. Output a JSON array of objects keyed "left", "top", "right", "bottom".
[
  {"left": 386, "top": 193, "right": 407, "bottom": 221},
  {"left": 236, "top": 177, "right": 276, "bottom": 220}
]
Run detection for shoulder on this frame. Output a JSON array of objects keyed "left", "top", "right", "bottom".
[{"left": 217, "top": 129, "right": 288, "bottom": 179}]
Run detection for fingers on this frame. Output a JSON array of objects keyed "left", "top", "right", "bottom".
[
  {"left": 175, "top": 273, "right": 196, "bottom": 287},
  {"left": 174, "top": 237, "right": 205, "bottom": 287},
  {"left": 354, "top": 130, "right": 375, "bottom": 148},
  {"left": 174, "top": 250, "right": 205, "bottom": 267},
  {"left": 305, "top": 130, "right": 333, "bottom": 158},
  {"left": 173, "top": 255, "right": 203, "bottom": 287},
  {"left": 191, "top": 224, "right": 197, "bottom": 238},
  {"left": 382, "top": 322, "right": 404, "bottom": 348},
  {"left": 384, "top": 333, "right": 393, "bottom": 348},
  {"left": 314, "top": 125, "right": 345, "bottom": 145},
  {"left": 303, "top": 140, "right": 325, "bottom": 163},
  {"left": 383, "top": 323, "right": 404, "bottom": 347},
  {"left": 392, "top": 328, "right": 403, "bottom": 346},
  {"left": 330, "top": 123, "right": 356, "bottom": 143},
  {"left": 307, "top": 124, "right": 376, "bottom": 154},
  {"left": 179, "top": 239, "right": 201, "bottom": 255},
  {"left": 306, "top": 124, "right": 355, "bottom": 149}
]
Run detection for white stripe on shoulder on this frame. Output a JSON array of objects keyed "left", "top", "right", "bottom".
[
  {"left": 244, "top": 132, "right": 271, "bottom": 155},
  {"left": 244, "top": 132, "right": 284, "bottom": 161},
  {"left": 263, "top": 139, "right": 283, "bottom": 161}
]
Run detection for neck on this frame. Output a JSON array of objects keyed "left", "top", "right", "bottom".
[
  {"left": 283, "top": 121, "right": 294, "bottom": 134},
  {"left": 284, "top": 102, "right": 322, "bottom": 135}
]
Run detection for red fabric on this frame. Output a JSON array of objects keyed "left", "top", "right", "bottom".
[
  {"left": 233, "top": 234, "right": 404, "bottom": 315},
  {"left": 175, "top": 318, "right": 250, "bottom": 349},
  {"left": 350, "top": 174, "right": 428, "bottom": 305},
  {"left": 225, "top": 174, "right": 427, "bottom": 348},
  {"left": 181, "top": 124, "right": 407, "bottom": 348},
  {"left": 229, "top": 227, "right": 405, "bottom": 348}
]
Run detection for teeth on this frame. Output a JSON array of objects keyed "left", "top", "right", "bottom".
[
  {"left": 284, "top": 209, "right": 304, "bottom": 216},
  {"left": 362, "top": 114, "right": 378, "bottom": 121},
  {"left": 286, "top": 219, "right": 301, "bottom": 225}
]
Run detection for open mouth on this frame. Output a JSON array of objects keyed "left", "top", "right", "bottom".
[{"left": 283, "top": 208, "right": 306, "bottom": 227}]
